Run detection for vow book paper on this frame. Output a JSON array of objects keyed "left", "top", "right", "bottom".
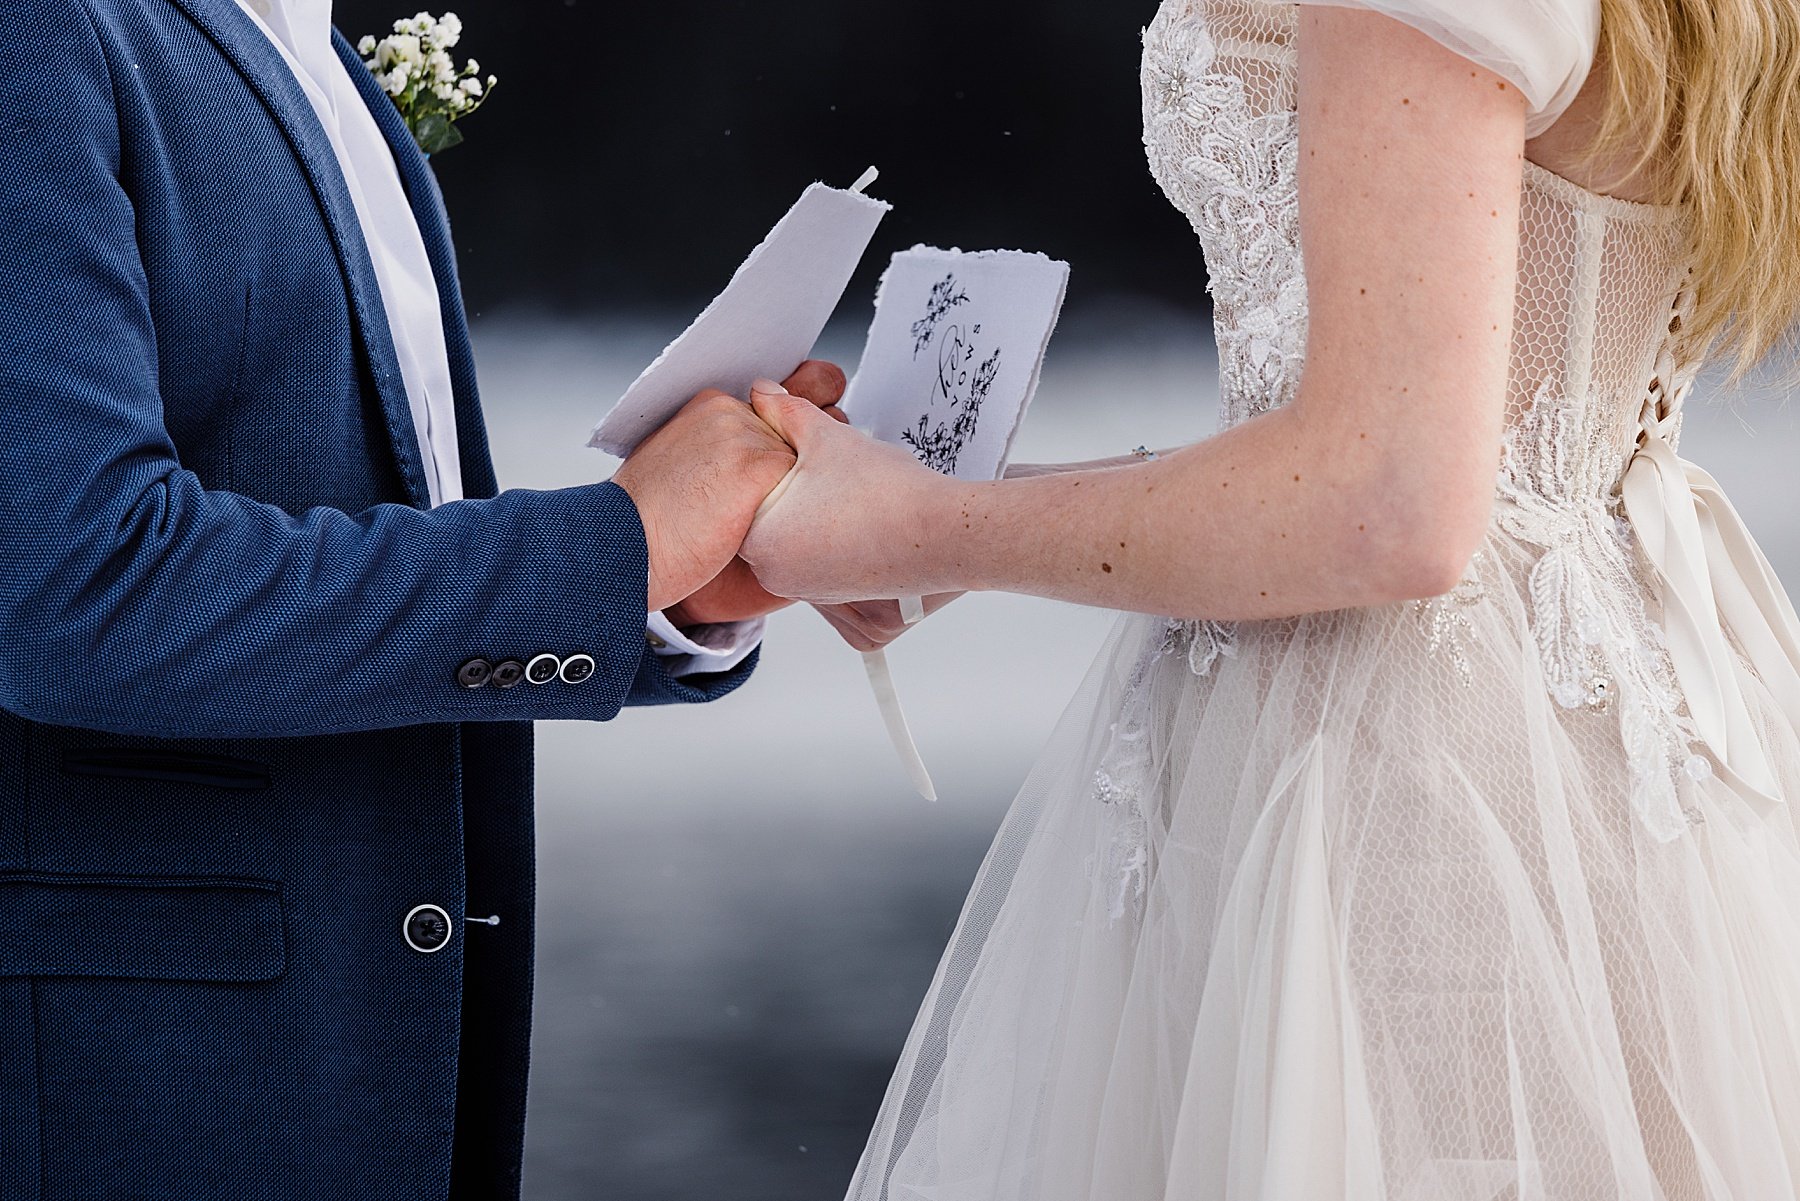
[
  {"left": 844, "top": 246, "right": 1070, "bottom": 484},
  {"left": 590, "top": 179, "right": 890, "bottom": 456}
]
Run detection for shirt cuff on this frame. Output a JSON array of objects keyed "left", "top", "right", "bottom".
[{"left": 645, "top": 611, "right": 765, "bottom": 678}]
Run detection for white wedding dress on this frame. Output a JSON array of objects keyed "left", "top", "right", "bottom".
[{"left": 846, "top": 2, "right": 1800, "bottom": 1199}]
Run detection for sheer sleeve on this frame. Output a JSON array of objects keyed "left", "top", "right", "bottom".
[{"left": 1293, "top": 0, "right": 1602, "bottom": 136}]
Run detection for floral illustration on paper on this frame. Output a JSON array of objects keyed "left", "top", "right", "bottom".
[{"left": 901, "top": 275, "right": 1002, "bottom": 475}]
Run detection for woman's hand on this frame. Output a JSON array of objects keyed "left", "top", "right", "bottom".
[
  {"left": 812, "top": 593, "right": 965, "bottom": 652},
  {"left": 654, "top": 362, "right": 850, "bottom": 627},
  {"left": 740, "top": 380, "right": 956, "bottom": 605}
]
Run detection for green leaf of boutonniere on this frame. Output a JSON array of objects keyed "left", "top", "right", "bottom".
[{"left": 413, "top": 113, "right": 464, "bottom": 156}]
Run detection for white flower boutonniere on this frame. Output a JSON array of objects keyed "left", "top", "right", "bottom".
[{"left": 357, "top": 11, "right": 496, "bottom": 156}]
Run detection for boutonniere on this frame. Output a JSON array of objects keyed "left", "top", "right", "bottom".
[{"left": 357, "top": 11, "right": 496, "bottom": 155}]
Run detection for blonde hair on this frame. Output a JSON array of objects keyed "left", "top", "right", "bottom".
[{"left": 1591, "top": 0, "right": 1800, "bottom": 378}]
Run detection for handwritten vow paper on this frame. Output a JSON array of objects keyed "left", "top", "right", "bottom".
[
  {"left": 844, "top": 247, "right": 1070, "bottom": 484},
  {"left": 590, "top": 176, "right": 889, "bottom": 456}
]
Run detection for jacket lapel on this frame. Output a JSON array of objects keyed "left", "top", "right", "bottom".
[
  {"left": 167, "top": 0, "right": 434, "bottom": 508},
  {"left": 331, "top": 30, "right": 499, "bottom": 501}
]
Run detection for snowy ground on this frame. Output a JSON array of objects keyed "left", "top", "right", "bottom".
[{"left": 466, "top": 307, "right": 1800, "bottom": 1200}]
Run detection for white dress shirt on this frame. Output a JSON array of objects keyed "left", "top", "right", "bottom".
[{"left": 235, "top": 0, "right": 760, "bottom": 675}]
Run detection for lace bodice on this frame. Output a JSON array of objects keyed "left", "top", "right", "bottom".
[
  {"left": 1123, "top": 0, "right": 1800, "bottom": 850},
  {"left": 1140, "top": 0, "right": 1694, "bottom": 479}
]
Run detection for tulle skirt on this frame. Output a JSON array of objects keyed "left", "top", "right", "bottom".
[{"left": 846, "top": 529, "right": 1800, "bottom": 1201}]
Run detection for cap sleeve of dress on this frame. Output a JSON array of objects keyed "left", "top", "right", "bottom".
[{"left": 1292, "top": 0, "right": 1602, "bottom": 137}]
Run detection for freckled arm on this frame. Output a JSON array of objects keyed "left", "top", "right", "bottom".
[{"left": 846, "top": 10, "right": 1525, "bottom": 620}]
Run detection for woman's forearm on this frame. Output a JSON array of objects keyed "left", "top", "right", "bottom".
[
  {"left": 904, "top": 404, "right": 1482, "bottom": 621},
  {"left": 742, "top": 374, "right": 1498, "bottom": 619}
]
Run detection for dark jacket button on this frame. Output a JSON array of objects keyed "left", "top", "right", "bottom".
[
  {"left": 560, "top": 653, "right": 596, "bottom": 684},
  {"left": 456, "top": 658, "right": 493, "bottom": 689},
  {"left": 491, "top": 659, "right": 526, "bottom": 689},
  {"left": 525, "top": 653, "right": 560, "bottom": 684},
  {"left": 404, "top": 904, "right": 453, "bottom": 954}
]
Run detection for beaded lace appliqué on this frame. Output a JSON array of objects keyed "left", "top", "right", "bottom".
[
  {"left": 1411, "top": 554, "right": 1488, "bottom": 687},
  {"left": 1142, "top": 6, "right": 1307, "bottom": 428},
  {"left": 1496, "top": 380, "right": 1702, "bottom": 837},
  {"left": 1090, "top": 619, "right": 1236, "bottom": 924}
]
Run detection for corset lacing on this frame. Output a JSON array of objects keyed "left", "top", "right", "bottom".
[{"left": 1620, "top": 274, "right": 1800, "bottom": 821}]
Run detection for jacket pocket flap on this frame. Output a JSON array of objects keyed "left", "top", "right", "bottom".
[
  {"left": 60, "top": 747, "right": 272, "bottom": 791},
  {"left": 0, "top": 873, "right": 285, "bottom": 982}
]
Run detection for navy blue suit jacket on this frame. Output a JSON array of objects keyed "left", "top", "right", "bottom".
[{"left": 0, "top": 2, "right": 753, "bottom": 1197}]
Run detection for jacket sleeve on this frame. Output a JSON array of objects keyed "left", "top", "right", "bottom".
[{"left": 0, "top": 2, "right": 753, "bottom": 738}]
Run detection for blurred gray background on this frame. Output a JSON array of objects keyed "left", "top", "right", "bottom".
[{"left": 331, "top": 2, "right": 1800, "bottom": 1197}]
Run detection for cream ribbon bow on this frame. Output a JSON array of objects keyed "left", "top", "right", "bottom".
[{"left": 1618, "top": 347, "right": 1800, "bottom": 819}]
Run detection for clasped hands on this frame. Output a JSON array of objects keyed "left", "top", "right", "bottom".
[{"left": 610, "top": 363, "right": 960, "bottom": 652}]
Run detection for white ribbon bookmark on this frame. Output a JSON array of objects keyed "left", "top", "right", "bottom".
[
  {"left": 859, "top": 595, "right": 936, "bottom": 800},
  {"left": 861, "top": 648, "right": 937, "bottom": 801}
]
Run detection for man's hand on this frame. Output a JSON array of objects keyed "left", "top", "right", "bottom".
[
  {"left": 613, "top": 360, "right": 848, "bottom": 620},
  {"left": 611, "top": 389, "right": 792, "bottom": 613},
  {"left": 662, "top": 361, "right": 849, "bottom": 627}
]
